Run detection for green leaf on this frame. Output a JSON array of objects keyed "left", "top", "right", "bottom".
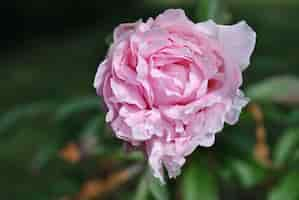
[
  {"left": 55, "top": 97, "right": 99, "bottom": 122},
  {"left": 0, "top": 102, "right": 56, "bottom": 137},
  {"left": 148, "top": 172, "right": 169, "bottom": 200},
  {"left": 287, "top": 110, "right": 299, "bottom": 124},
  {"left": 227, "top": 0, "right": 299, "bottom": 7},
  {"left": 291, "top": 148, "right": 299, "bottom": 163},
  {"left": 80, "top": 114, "right": 105, "bottom": 137},
  {"left": 78, "top": 114, "right": 105, "bottom": 155},
  {"left": 195, "top": 0, "right": 231, "bottom": 23},
  {"left": 50, "top": 178, "right": 80, "bottom": 197},
  {"left": 268, "top": 171, "right": 299, "bottom": 200},
  {"left": 217, "top": 161, "right": 234, "bottom": 182},
  {"left": 196, "top": 0, "right": 219, "bottom": 21},
  {"left": 231, "top": 159, "right": 266, "bottom": 189},
  {"left": 31, "top": 141, "right": 61, "bottom": 170},
  {"left": 273, "top": 128, "right": 299, "bottom": 167},
  {"left": 182, "top": 161, "right": 218, "bottom": 200},
  {"left": 134, "top": 175, "right": 149, "bottom": 200},
  {"left": 247, "top": 75, "right": 299, "bottom": 105}
]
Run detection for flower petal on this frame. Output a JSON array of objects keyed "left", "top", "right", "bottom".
[
  {"left": 196, "top": 20, "right": 256, "bottom": 70},
  {"left": 218, "top": 21, "right": 256, "bottom": 70},
  {"left": 154, "top": 9, "right": 193, "bottom": 30},
  {"left": 113, "top": 20, "right": 141, "bottom": 42},
  {"left": 225, "top": 89, "right": 249, "bottom": 125},
  {"left": 110, "top": 78, "right": 147, "bottom": 109},
  {"left": 196, "top": 20, "right": 218, "bottom": 38},
  {"left": 93, "top": 59, "right": 110, "bottom": 95}
]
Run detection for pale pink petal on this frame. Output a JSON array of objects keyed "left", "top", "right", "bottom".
[
  {"left": 197, "top": 133, "right": 216, "bottom": 147},
  {"left": 111, "top": 116, "right": 132, "bottom": 141},
  {"left": 163, "top": 156, "right": 185, "bottom": 178},
  {"left": 136, "top": 55, "right": 154, "bottom": 106},
  {"left": 93, "top": 59, "right": 110, "bottom": 95},
  {"left": 218, "top": 21, "right": 256, "bottom": 70},
  {"left": 183, "top": 65, "right": 203, "bottom": 96},
  {"left": 197, "top": 20, "right": 256, "bottom": 70},
  {"left": 154, "top": 9, "right": 193, "bottom": 31},
  {"left": 110, "top": 78, "right": 146, "bottom": 109},
  {"left": 195, "top": 20, "right": 218, "bottom": 38},
  {"left": 102, "top": 75, "right": 118, "bottom": 122},
  {"left": 147, "top": 140, "right": 165, "bottom": 183},
  {"left": 139, "top": 29, "right": 172, "bottom": 58},
  {"left": 225, "top": 89, "right": 249, "bottom": 125},
  {"left": 203, "top": 103, "right": 226, "bottom": 133},
  {"left": 111, "top": 41, "right": 138, "bottom": 85},
  {"left": 113, "top": 20, "right": 141, "bottom": 42}
]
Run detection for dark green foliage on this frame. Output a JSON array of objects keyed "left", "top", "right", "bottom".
[
  {"left": 0, "top": 102, "right": 57, "bottom": 137},
  {"left": 273, "top": 128, "right": 299, "bottom": 168},
  {"left": 268, "top": 171, "right": 299, "bottom": 200},
  {"left": 182, "top": 160, "right": 218, "bottom": 200},
  {"left": 1, "top": 0, "right": 299, "bottom": 199}
]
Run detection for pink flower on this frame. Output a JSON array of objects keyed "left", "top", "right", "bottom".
[{"left": 94, "top": 9, "right": 256, "bottom": 182}]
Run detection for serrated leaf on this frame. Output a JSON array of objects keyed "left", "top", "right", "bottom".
[
  {"left": 182, "top": 161, "right": 218, "bottom": 200},
  {"left": 268, "top": 171, "right": 299, "bottom": 200},
  {"left": 273, "top": 128, "right": 299, "bottom": 167},
  {"left": 55, "top": 97, "right": 99, "bottom": 122},
  {"left": 148, "top": 172, "right": 169, "bottom": 200},
  {"left": 231, "top": 159, "right": 266, "bottom": 189},
  {"left": 247, "top": 75, "right": 299, "bottom": 105}
]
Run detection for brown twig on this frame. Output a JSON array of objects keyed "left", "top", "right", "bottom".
[
  {"left": 248, "top": 103, "right": 272, "bottom": 167},
  {"left": 74, "top": 164, "right": 144, "bottom": 200}
]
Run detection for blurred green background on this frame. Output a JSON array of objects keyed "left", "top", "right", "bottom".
[{"left": 1, "top": 0, "right": 299, "bottom": 199}]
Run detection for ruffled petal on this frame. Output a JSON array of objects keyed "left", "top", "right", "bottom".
[
  {"left": 196, "top": 20, "right": 218, "bottom": 38},
  {"left": 93, "top": 59, "right": 110, "bottom": 95},
  {"left": 113, "top": 20, "right": 141, "bottom": 42},
  {"left": 154, "top": 9, "right": 193, "bottom": 30},
  {"left": 196, "top": 20, "right": 256, "bottom": 70},
  {"left": 110, "top": 78, "right": 147, "bottom": 109},
  {"left": 218, "top": 21, "right": 256, "bottom": 70},
  {"left": 147, "top": 140, "right": 165, "bottom": 183},
  {"left": 225, "top": 89, "right": 249, "bottom": 125}
]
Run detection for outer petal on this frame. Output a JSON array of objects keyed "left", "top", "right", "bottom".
[
  {"left": 203, "top": 103, "right": 226, "bottom": 133},
  {"left": 225, "top": 89, "right": 249, "bottom": 125},
  {"left": 218, "top": 21, "right": 256, "bottom": 70},
  {"left": 196, "top": 20, "right": 256, "bottom": 70},
  {"left": 195, "top": 20, "right": 218, "bottom": 38},
  {"left": 147, "top": 140, "right": 165, "bottom": 183},
  {"left": 154, "top": 9, "right": 194, "bottom": 31},
  {"left": 102, "top": 75, "right": 118, "bottom": 122},
  {"left": 163, "top": 156, "right": 185, "bottom": 178},
  {"left": 113, "top": 20, "right": 141, "bottom": 42},
  {"left": 93, "top": 59, "right": 110, "bottom": 95}
]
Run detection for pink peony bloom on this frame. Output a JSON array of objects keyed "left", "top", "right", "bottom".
[{"left": 94, "top": 9, "right": 256, "bottom": 182}]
